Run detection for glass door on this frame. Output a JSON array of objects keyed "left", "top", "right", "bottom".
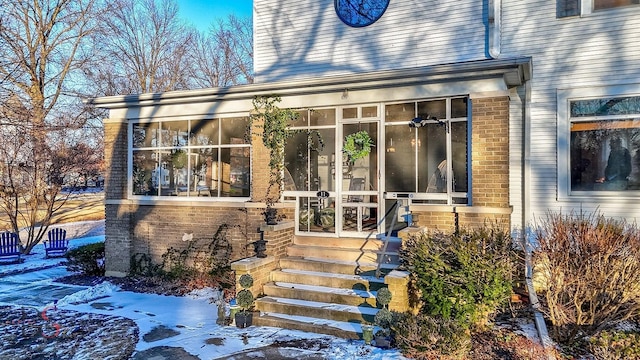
[{"left": 339, "top": 119, "right": 380, "bottom": 237}]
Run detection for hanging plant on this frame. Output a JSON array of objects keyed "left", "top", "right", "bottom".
[
  {"left": 343, "top": 130, "right": 373, "bottom": 163},
  {"left": 171, "top": 149, "right": 188, "bottom": 169}
]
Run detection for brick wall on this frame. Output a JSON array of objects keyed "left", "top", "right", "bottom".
[{"left": 103, "top": 115, "right": 293, "bottom": 275}]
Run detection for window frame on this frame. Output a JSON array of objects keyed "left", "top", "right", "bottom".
[
  {"left": 558, "top": 85, "right": 640, "bottom": 200},
  {"left": 383, "top": 97, "right": 470, "bottom": 206},
  {"left": 558, "top": 0, "right": 639, "bottom": 17},
  {"left": 128, "top": 115, "right": 251, "bottom": 201}
]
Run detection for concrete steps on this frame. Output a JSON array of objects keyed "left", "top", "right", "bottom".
[{"left": 252, "top": 235, "right": 402, "bottom": 339}]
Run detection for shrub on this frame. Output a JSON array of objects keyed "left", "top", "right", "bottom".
[
  {"left": 400, "top": 224, "right": 518, "bottom": 329},
  {"left": 534, "top": 211, "right": 640, "bottom": 343},
  {"left": 66, "top": 242, "right": 105, "bottom": 276},
  {"left": 588, "top": 330, "right": 640, "bottom": 360},
  {"left": 392, "top": 312, "right": 471, "bottom": 360}
]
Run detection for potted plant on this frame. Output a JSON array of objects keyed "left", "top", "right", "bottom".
[
  {"left": 373, "top": 287, "right": 393, "bottom": 348},
  {"left": 235, "top": 273, "right": 255, "bottom": 328},
  {"left": 249, "top": 96, "right": 323, "bottom": 224}
]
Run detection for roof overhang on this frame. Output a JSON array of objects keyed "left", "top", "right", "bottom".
[{"left": 88, "top": 57, "right": 532, "bottom": 109}]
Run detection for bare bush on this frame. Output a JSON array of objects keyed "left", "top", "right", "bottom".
[{"left": 534, "top": 211, "right": 640, "bottom": 343}]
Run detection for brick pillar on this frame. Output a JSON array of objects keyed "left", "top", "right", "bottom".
[
  {"left": 260, "top": 221, "right": 295, "bottom": 259},
  {"left": 104, "top": 118, "right": 131, "bottom": 277},
  {"left": 384, "top": 270, "right": 411, "bottom": 313},
  {"left": 470, "top": 96, "right": 510, "bottom": 208}
]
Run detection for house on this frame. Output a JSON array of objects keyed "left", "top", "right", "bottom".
[{"left": 92, "top": 0, "right": 640, "bottom": 337}]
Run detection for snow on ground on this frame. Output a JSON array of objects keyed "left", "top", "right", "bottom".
[{"left": 0, "top": 221, "right": 409, "bottom": 359}]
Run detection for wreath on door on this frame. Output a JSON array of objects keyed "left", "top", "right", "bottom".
[{"left": 343, "top": 131, "right": 373, "bottom": 163}]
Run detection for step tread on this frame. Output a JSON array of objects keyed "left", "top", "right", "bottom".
[
  {"left": 269, "top": 281, "right": 377, "bottom": 299},
  {"left": 288, "top": 244, "right": 399, "bottom": 255},
  {"left": 254, "top": 313, "right": 372, "bottom": 339},
  {"left": 278, "top": 268, "right": 386, "bottom": 283},
  {"left": 257, "top": 296, "right": 379, "bottom": 315},
  {"left": 290, "top": 256, "right": 399, "bottom": 269}
]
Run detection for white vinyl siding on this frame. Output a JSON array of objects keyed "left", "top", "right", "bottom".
[
  {"left": 254, "top": 0, "right": 487, "bottom": 82},
  {"left": 502, "top": 1, "right": 640, "bottom": 221}
]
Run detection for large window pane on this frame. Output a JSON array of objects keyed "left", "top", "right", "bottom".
[
  {"left": 451, "top": 121, "right": 468, "bottom": 193},
  {"left": 419, "top": 123, "right": 447, "bottom": 193},
  {"left": 385, "top": 125, "right": 416, "bottom": 192},
  {"left": 310, "top": 108, "right": 335, "bottom": 126},
  {"left": 343, "top": 123, "right": 378, "bottom": 191},
  {"left": 451, "top": 98, "right": 468, "bottom": 118},
  {"left": 571, "top": 96, "right": 640, "bottom": 117},
  {"left": 221, "top": 117, "right": 249, "bottom": 144},
  {"left": 161, "top": 121, "right": 188, "bottom": 147},
  {"left": 190, "top": 119, "right": 219, "bottom": 146},
  {"left": 571, "top": 120, "right": 640, "bottom": 191},
  {"left": 133, "top": 123, "right": 158, "bottom": 148},
  {"left": 594, "top": 0, "right": 639, "bottom": 10},
  {"left": 418, "top": 99, "right": 447, "bottom": 120},
  {"left": 132, "top": 150, "right": 157, "bottom": 195},
  {"left": 385, "top": 103, "right": 414, "bottom": 122}
]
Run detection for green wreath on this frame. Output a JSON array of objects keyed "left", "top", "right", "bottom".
[{"left": 343, "top": 131, "right": 373, "bottom": 163}]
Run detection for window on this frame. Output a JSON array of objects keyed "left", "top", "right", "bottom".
[
  {"left": 569, "top": 96, "right": 640, "bottom": 192},
  {"left": 594, "top": 0, "right": 640, "bottom": 10},
  {"left": 384, "top": 97, "right": 469, "bottom": 205},
  {"left": 558, "top": 0, "right": 638, "bottom": 17},
  {"left": 557, "top": 0, "right": 580, "bottom": 17},
  {"left": 131, "top": 117, "right": 250, "bottom": 198}
]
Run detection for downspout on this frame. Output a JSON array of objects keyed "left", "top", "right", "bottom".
[
  {"left": 488, "top": 0, "right": 501, "bottom": 58},
  {"left": 521, "top": 80, "right": 555, "bottom": 357}
]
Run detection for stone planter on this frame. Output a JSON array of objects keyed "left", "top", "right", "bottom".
[
  {"left": 362, "top": 324, "right": 374, "bottom": 345},
  {"left": 229, "top": 305, "right": 240, "bottom": 326}
]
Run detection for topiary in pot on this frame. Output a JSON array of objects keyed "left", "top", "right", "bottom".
[
  {"left": 374, "top": 287, "right": 394, "bottom": 348},
  {"left": 235, "top": 274, "right": 255, "bottom": 328}
]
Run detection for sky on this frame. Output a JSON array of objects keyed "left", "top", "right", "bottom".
[{"left": 176, "top": 0, "right": 253, "bottom": 31}]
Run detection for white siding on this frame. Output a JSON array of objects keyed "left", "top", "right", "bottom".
[
  {"left": 254, "top": 0, "right": 488, "bottom": 82},
  {"left": 501, "top": 2, "right": 640, "bottom": 222}
]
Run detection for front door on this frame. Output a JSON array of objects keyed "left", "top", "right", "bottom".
[{"left": 338, "top": 119, "right": 380, "bottom": 237}]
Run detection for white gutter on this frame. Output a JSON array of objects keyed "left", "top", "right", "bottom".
[{"left": 87, "top": 58, "right": 531, "bottom": 109}]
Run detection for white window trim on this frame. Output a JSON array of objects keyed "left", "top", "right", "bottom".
[{"left": 557, "top": 84, "right": 640, "bottom": 201}]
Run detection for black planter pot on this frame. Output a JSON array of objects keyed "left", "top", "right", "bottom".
[
  {"left": 235, "top": 312, "right": 253, "bottom": 328},
  {"left": 373, "top": 335, "right": 391, "bottom": 348}
]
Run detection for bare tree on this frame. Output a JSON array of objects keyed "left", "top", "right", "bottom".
[
  {"left": 0, "top": 0, "right": 108, "bottom": 254},
  {"left": 190, "top": 15, "right": 254, "bottom": 88},
  {"left": 94, "top": 0, "right": 197, "bottom": 95}
]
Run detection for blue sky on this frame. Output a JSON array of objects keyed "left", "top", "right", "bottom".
[{"left": 176, "top": 0, "right": 253, "bottom": 31}]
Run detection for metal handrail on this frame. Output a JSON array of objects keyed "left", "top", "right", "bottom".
[{"left": 375, "top": 199, "right": 401, "bottom": 278}]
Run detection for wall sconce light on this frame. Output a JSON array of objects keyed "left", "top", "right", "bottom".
[
  {"left": 342, "top": 89, "right": 349, "bottom": 99},
  {"left": 386, "top": 137, "right": 396, "bottom": 153}
]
